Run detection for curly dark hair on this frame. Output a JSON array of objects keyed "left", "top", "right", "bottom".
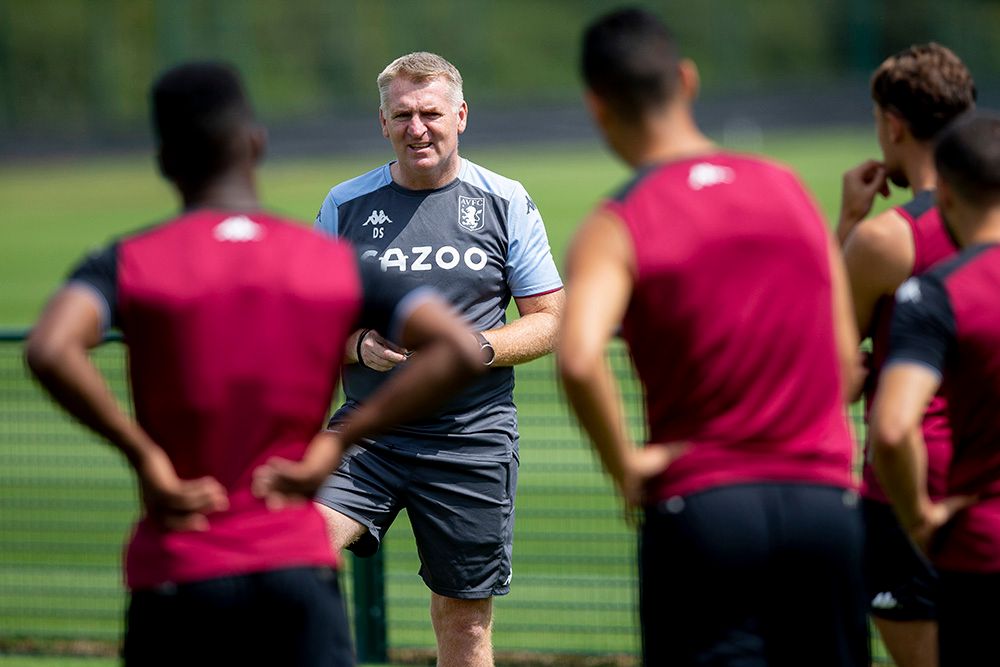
[{"left": 871, "top": 43, "right": 976, "bottom": 141}]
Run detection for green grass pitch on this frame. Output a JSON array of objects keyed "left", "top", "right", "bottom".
[{"left": 0, "top": 127, "right": 897, "bottom": 663}]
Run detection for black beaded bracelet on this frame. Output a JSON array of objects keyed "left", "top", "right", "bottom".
[{"left": 356, "top": 329, "right": 372, "bottom": 368}]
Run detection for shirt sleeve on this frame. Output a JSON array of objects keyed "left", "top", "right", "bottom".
[
  {"left": 315, "top": 191, "right": 340, "bottom": 237},
  {"left": 356, "top": 262, "right": 441, "bottom": 345},
  {"left": 886, "top": 275, "right": 956, "bottom": 376},
  {"left": 66, "top": 242, "right": 119, "bottom": 330},
  {"left": 505, "top": 184, "right": 563, "bottom": 298}
]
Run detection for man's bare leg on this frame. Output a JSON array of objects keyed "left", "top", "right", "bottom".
[
  {"left": 315, "top": 502, "right": 367, "bottom": 552},
  {"left": 874, "top": 618, "right": 938, "bottom": 667},
  {"left": 430, "top": 593, "right": 493, "bottom": 667}
]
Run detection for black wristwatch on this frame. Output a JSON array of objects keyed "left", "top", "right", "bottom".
[{"left": 475, "top": 332, "right": 496, "bottom": 367}]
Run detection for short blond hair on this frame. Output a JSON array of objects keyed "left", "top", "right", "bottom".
[{"left": 377, "top": 52, "right": 464, "bottom": 112}]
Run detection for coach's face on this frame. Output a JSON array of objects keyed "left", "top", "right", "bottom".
[{"left": 380, "top": 75, "right": 468, "bottom": 190}]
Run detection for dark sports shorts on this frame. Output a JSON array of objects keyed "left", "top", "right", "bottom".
[
  {"left": 937, "top": 569, "right": 1000, "bottom": 666},
  {"left": 862, "top": 498, "right": 939, "bottom": 621},
  {"left": 316, "top": 443, "right": 517, "bottom": 599},
  {"left": 123, "top": 566, "right": 353, "bottom": 667},
  {"left": 641, "top": 483, "right": 868, "bottom": 667}
]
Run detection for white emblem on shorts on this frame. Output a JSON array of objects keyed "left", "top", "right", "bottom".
[
  {"left": 503, "top": 570, "right": 512, "bottom": 586},
  {"left": 871, "top": 591, "right": 900, "bottom": 610},
  {"left": 459, "top": 196, "right": 486, "bottom": 232},
  {"left": 688, "top": 163, "right": 735, "bottom": 190},
  {"left": 213, "top": 215, "right": 263, "bottom": 242},
  {"left": 896, "top": 278, "right": 922, "bottom": 304}
]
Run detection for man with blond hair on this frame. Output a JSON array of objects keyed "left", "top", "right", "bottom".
[{"left": 314, "top": 51, "right": 563, "bottom": 666}]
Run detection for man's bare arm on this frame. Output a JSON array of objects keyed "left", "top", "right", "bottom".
[
  {"left": 871, "top": 363, "right": 973, "bottom": 550},
  {"left": 557, "top": 210, "right": 683, "bottom": 505},
  {"left": 827, "top": 234, "right": 865, "bottom": 402},
  {"left": 481, "top": 289, "right": 564, "bottom": 367},
  {"left": 842, "top": 210, "right": 915, "bottom": 337}
]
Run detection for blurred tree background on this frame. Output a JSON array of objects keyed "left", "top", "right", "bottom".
[{"left": 0, "top": 0, "right": 997, "bottom": 154}]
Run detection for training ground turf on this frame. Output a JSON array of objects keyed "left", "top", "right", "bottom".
[{"left": 0, "top": 128, "right": 897, "bottom": 663}]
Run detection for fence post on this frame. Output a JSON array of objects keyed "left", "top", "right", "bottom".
[{"left": 352, "top": 550, "right": 388, "bottom": 663}]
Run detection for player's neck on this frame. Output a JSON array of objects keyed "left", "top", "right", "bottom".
[
  {"left": 624, "top": 110, "right": 715, "bottom": 169},
  {"left": 903, "top": 149, "right": 937, "bottom": 194},
  {"left": 964, "top": 210, "right": 1000, "bottom": 247},
  {"left": 181, "top": 170, "right": 260, "bottom": 212}
]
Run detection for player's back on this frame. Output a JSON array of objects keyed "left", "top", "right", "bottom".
[
  {"left": 117, "top": 210, "right": 361, "bottom": 587},
  {"left": 608, "top": 153, "right": 853, "bottom": 500},
  {"left": 921, "top": 245, "right": 1000, "bottom": 572}
]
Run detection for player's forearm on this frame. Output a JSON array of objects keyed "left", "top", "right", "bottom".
[
  {"left": 343, "top": 329, "right": 362, "bottom": 364},
  {"left": 25, "top": 339, "right": 157, "bottom": 468},
  {"left": 872, "top": 423, "right": 933, "bottom": 532},
  {"left": 558, "top": 353, "right": 632, "bottom": 489},
  {"left": 481, "top": 310, "right": 560, "bottom": 366}
]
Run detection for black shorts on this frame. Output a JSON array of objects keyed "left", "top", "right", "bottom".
[
  {"left": 316, "top": 443, "right": 517, "bottom": 599},
  {"left": 938, "top": 569, "right": 1000, "bottom": 666},
  {"left": 640, "top": 483, "right": 868, "bottom": 667},
  {"left": 862, "top": 498, "right": 939, "bottom": 620},
  {"left": 123, "top": 566, "right": 353, "bottom": 667}
]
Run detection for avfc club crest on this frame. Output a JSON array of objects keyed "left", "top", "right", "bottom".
[{"left": 458, "top": 196, "right": 486, "bottom": 232}]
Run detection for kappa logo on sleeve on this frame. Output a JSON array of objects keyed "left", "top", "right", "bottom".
[{"left": 459, "top": 196, "right": 486, "bottom": 232}]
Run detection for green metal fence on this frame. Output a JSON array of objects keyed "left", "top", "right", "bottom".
[
  {"left": 0, "top": 330, "right": 644, "bottom": 660},
  {"left": 0, "top": 330, "right": 883, "bottom": 663}
]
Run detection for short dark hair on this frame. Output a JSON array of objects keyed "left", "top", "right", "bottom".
[
  {"left": 935, "top": 112, "right": 1000, "bottom": 208},
  {"left": 871, "top": 43, "right": 976, "bottom": 141},
  {"left": 581, "top": 7, "right": 679, "bottom": 121},
  {"left": 151, "top": 62, "right": 254, "bottom": 186}
]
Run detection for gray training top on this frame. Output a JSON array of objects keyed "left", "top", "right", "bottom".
[{"left": 316, "top": 158, "right": 563, "bottom": 460}]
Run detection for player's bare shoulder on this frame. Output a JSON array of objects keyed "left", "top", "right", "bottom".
[{"left": 843, "top": 208, "right": 915, "bottom": 286}]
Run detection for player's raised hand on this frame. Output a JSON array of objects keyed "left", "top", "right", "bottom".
[
  {"left": 252, "top": 431, "right": 345, "bottom": 510},
  {"left": 908, "top": 494, "right": 977, "bottom": 554},
  {"left": 837, "top": 159, "right": 891, "bottom": 243},
  {"left": 357, "top": 329, "right": 409, "bottom": 371},
  {"left": 135, "top": 446, "right": 228, "bottom": 532}
]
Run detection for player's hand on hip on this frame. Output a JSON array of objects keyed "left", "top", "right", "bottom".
[
  {"left": 136, "top": 446, "right": 229, "bottom": 532},
  {"left": 252, "top": 431, "right": 345, "bottom": 510},
  {"left": 908, "top": 494, "right": 977, "bottom": 554},
  {"left": 359, "top": 329, "right": 409, "bottom": 371},
  {"left": 837, "top": 159, "right": 890, "bottom": 242},
  {"left": 621, "top": 442, "right": 690, "bottom": 508}
]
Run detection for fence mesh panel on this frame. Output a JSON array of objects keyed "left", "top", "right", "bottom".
[{"left": 0, "top": 334, "right": 882, "bottom": 662}]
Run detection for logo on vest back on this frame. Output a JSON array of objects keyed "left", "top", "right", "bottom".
[
  {"left": 459, "top": 196, "right": 486, "bottom": 232},
  {"left": 688, "top": 163, "right": 734, "bottom": 190},
  {"left": 213, "top": 216, "right": 263, "bottom": 242}
]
